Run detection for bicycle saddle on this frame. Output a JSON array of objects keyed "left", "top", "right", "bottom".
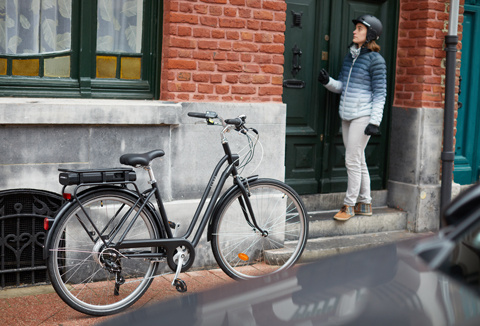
[{"left": 119, "top": 149, "right": 165, "bottom": 167}]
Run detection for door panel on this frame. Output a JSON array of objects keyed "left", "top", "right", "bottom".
[
  {"left": 284, "top": 0, "right": 397, "bottom": 195},
  {"left": 284, "top": 0, "right": 325, "bottom": 194},
  {"left": 454, "top": 3, "right": 480, "bottom": 184}
]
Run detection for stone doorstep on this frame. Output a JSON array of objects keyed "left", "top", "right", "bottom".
[
  {"left": 266, "top": 230, "right": 435, "bottom": 264},
  {"left": 307, "top": 206, "right": 408, "bottom": 238}
]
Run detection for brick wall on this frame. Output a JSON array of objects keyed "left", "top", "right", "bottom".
[
  {"left": 161, "top": 0, "right": 287, "bottom": 102},
  {"left": 394, "top": 0, "right": 464, "bottom": 109}
]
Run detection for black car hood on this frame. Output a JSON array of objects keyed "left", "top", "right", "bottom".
[{"left": 101, "top": 240, "right": 480, "bottom": 326}]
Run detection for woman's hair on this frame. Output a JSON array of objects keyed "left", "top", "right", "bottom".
[{"left": 366, "top": 40, "right": 381, "bottom": 52}]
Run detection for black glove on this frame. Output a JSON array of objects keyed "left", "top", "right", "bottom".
[
  {"left": 364, "top": 124, "right": 381, "bottom": 136},
  {"left": 318, "top": 69, "right": 329, "bottom": 85}
]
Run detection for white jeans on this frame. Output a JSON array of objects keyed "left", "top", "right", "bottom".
[{"left": 341, "top": 116, "right": 372, "bottom": 206}]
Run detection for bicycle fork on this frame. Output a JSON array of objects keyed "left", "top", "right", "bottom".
[{"left": 235, "top": 177, "right": 268, "bottom": 237}]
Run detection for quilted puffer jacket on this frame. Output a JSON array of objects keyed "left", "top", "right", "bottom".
[{"left": 324, "top": 46, "right": 387, "bottom": 126}]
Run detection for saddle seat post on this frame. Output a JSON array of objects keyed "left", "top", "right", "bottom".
[{"left": 143, "top": 165, "right": 157, "bottom": 184}]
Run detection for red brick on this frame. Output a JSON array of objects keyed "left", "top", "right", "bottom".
[
  {"left": 246, "top": 0, "right": 261, "bottom": 9},
  {"left": 224, "top": 8, "right": 237, "bottom": 17},
  {"left": 226, "top": 31, "right": 240, "bottom": 40},
  {"left": 239, "top": 74, "right": 253, "bottom": 83},
  {"left": 200, "top": 0, "right": 227, "bottom": 3},
  {"left": 201, "top": 16, "right": 218, "bottom": 27},
  {"left": 193, "top": 73, "right": 210, "bottom": 82},
  {"left": 259, "top": 86, "right": 283, "bottom": 96},
  {"left": 243, "top": 64, "right": 260, "bottom": 73},
  {"left": 168, "top": 59, "right": 196, "bottom": 70},
  {"left": 168, "top": 82, "right": 196, "bottom": 92},
  {"left": 177, "top": 72, "right": 191, "bottom": 81},
  {"left": 233, "top": 42, "right": 259, "bottom": 52},
  {"left": 259, "top": 44, "right": 284, "bottom": 54},
  {"left": 193, "top": 28, "right": 211, "bottom": 38},
  {"left": 261, "top": 21, "right": 285, "bottom": 32},
  {"left": 232, "top": 85, "right": 256, "bottom": 94},
  {"left": 216, "top": 85, "right": 230, "bottom": 94},
  {"left": 198, "top": 84, "right": 214, "bottom": 94},
  {"left": 170, "top": 37, "right": 196, "bottom": 49},
  {"left": 193, "top": 51, "right": 213, "bottom": 60},
  {"left": 231, "top": 0, "right": 246, "bottom": 5},
  {"left": 194, "top": 4, "right": 208, "bottom": 14},
  {"left": 247, "top": 20, "right": 261, "bottom": 30},
  {"left": 170, "top": 13, "right": 198, "bottom": 24},
  {"left": 226, "top": 75, "right": 239, "bottom": 83},
  {"left": 198, "top": 62, "right": 216, "bottom": 71},
  {"left": 261, "top": 64, "right": 283, "bottom": 74},
  {"left": 209, "top": 6, "right": 222, "bottom": 16},
  {"left": 263, "top": 1, "right": 287, "bottom": 11},
  {"left": 212, "top": 30, "right": 226, "bottom": 38},
  {"left": 254, "top": 10, "right": 274, "bottom": 21},
  {"left": 213, "top": 51, "right": 227, "bottom": 60},
  {"left": 252, "top": 75, "right": 270, "bottom": 84},
  {"left": 198, "top": 40, "right": 218, "bottom": 50},
  {"left": 220, "top": 18, "right": 246, "bottom": 28},
  {"left": 211, "top": 74, "right": 223, "bottom": 83},
  {"left": 218, "top": 63, "right": 243, "bottom": 72},
  {"left": 227, "top": 52, "right": 240, "bottom": 61},
  {"left": 255, "top": 33, "right": 274, "bottom": 43},
  {"left": 239, "top": 9, "right": 252, "bottom": 18},
  {"left": 178, "top": 26, "right": 192, "bottom": 36}
]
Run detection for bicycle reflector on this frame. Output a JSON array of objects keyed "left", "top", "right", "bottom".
[
  {"left": 44, "top": 218, "right": 54, "bottom": 230},
  {"left": 238, "top": 253, "right": 249, "bottom": 261},
  {"left": 63, "top": 193, "right": 72, "bottom": 200}
]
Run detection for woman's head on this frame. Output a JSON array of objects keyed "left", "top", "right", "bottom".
[{"left": 352, "top": 15, "right": 382, "bottom": 51}]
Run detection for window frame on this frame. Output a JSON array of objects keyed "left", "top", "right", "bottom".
[{"left": 0, "top": 0, "right": 161, "bottom": 100}]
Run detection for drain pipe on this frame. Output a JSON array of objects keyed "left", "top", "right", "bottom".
[{"left": 440, "top": 0, "right": 460, "bottom": 219}]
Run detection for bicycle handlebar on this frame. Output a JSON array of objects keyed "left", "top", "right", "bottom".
[{"left": 188, "top": 111, "right": 247, "bottom": 129}]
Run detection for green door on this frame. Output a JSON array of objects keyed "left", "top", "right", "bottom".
[
  {"left": 283, "top": 0, "right": 398, "bottom": 195},
  {"left": 454, "top": 0, "right": 480, "bottom": 185}
]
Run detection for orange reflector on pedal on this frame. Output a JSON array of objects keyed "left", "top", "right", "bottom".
[{"left": 238, "top": 253, "right": 249, "bottom": 261}]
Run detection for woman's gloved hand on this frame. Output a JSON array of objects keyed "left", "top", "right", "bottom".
[
  {"left": 318, "top": 69, "right": 330, "bottom": 85},
  {"left": 364, "top": 124, "right": 381, "bottom": 136}
]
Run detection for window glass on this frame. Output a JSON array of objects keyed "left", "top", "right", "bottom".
[
  {"left": 0, "top": 0, "right": 72, "bottom": 54},
  {"left": 96, "top": 0, "right": 143, "bottom": 53}
]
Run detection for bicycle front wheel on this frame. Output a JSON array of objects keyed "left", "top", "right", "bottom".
[
  {"left": 47, "top": 189, "right": 163, "bottom": 316},
  {"left": 211, "top": 179, "right": 308, "bottom": 280}
]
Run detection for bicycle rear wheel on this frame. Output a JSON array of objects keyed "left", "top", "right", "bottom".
[
  {"left": 211, "top": 179, "right": 308, "bottom": 280},
  {"left": 47, "top": 189, "right": 163, "bottom": 316}
]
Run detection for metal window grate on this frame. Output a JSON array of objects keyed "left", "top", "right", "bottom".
[{"left": 0, "top": 189, "right": 63, "bottom": 288}]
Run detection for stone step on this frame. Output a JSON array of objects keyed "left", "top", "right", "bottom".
[
  {"left": 307, "top": 206, "right": 408, "bottom": 238},
  {"left": 298, "top": 230, "right": 434, "bottom": 263},
  {"left": 300, "top": 190, "right": 388, "bottom": 212}
]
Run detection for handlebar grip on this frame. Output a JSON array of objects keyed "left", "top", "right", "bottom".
[
  {"left": 188, "top": 111, "right": 218, "bottom": 119},
  {"left": 188, "top": 112, "right": 207, "bottom": 118},
  {"left": 225, "top": 118, "right": 243, "bottom": 127}
]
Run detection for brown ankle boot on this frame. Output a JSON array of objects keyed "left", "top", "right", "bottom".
[
  {"left": 334, "top": 205, "right": 354, "bottom": 221},
  {"left": 354, "top": 203, "right": 372, "bottom": 216}
]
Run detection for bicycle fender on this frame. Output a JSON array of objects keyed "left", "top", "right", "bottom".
[
  {"left": 42, "top": 186, "right": 156, "bottom": 260},
  {"left": 207, "top": 175, "right": 259, "bottom": 242}
]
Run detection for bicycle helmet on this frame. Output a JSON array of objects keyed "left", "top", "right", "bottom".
[{"left": 352, "top": 14, "right": 383, "bottom": 42}]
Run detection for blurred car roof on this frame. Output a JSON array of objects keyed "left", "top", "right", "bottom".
[{"left": 101, "top": 184, "right": 480, "bottom": 326}]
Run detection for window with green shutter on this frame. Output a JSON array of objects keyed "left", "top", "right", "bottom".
[{"left": 0, "top": 0, "right": 161, "bottom": 99}]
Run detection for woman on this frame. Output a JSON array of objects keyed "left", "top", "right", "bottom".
[{"left": 318, "top": 14, "right": 387, "bottom": 221}]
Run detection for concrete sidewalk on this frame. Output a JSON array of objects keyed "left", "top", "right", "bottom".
[{"left": 0, "top": 268, "right": 235, "bottom": 326}]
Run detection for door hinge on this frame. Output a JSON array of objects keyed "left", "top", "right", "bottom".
[
  {"left": 322, "top": 51, "right": 328, "bottom": 61},
  {"left": 320, "top": 134, "right": 324, "bottom": 141}
]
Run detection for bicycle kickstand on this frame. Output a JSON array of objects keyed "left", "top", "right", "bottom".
[{"left": 172, "top": 251, "right": 187, "bottom": 293}]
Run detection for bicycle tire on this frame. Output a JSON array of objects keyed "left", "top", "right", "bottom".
[
  {"left": 211, "top": 179, "right": 308, "bottom": 280},
  {"left": 47, "top": 189, "right": 163, "bottom": 316}
]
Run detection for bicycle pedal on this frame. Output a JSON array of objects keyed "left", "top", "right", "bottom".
[{"left": 168, "top": 221, "right": 176, "bottom": 229}]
